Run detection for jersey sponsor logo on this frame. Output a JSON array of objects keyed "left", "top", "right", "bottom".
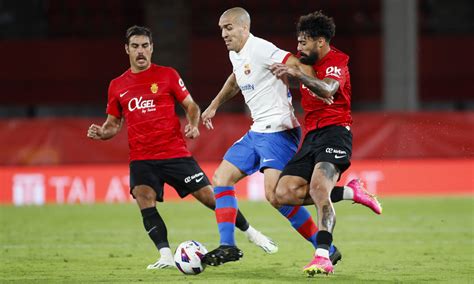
[
  {"left": 184, "top": 172, "right": 204, "bottom": 183},
  {"left": 150, "top": 83, "right": 158, "bottom": 94},
  {"left": 244, "top": 64, "right": 251, "bottom": 75},
  {"left": 325, "top": 66, "right": 342, "bottom": 78},
  {"left": 178, "top": 78, "right": 187, "bottom": 91},
  {"left": 240, "top": 84, "right": 255, "bottom": 91},
  {"left": 128, "top": 96, "right": 156, "bottom": 113},
  {"left": 119, "top": 90, "right": 129, "bottom": 97},
  {"left": 325, "top": 147, "right": 347, "bottom": 155}
]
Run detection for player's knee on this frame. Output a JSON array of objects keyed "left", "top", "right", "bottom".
[
  {"left": 133, "top": 186, "right": 156, "bottom": 203},
  {"left": 264, "top": 190, "right": 280, "bottom": 208},
  {"left": 314, "top": 162, "right": 339, "bottom": 183},
  {"left": 275, "top": 182, "right": 292, "bottom": 204},
  {"left": 308, "top": 180, "right": 331, "bottom": 202},
  {"left": 274, "top": 188, "right": 285, "bottom": 204},
  {"left": 211, "top": 172, "right": 223, "bottom": 186},
  {"left": 212, "top": 172, "right": 234, "bottom": 187}
]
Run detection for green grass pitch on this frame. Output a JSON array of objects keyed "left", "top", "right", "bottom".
[{"left": 1, "top": 197, "right": 473, "bottom": 283}]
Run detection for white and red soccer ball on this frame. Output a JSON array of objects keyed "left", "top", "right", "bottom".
[{"left": 174, "top": 240, "right": 208, "bottom": 275}]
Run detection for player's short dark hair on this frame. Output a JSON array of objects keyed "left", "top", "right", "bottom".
[
  {"left": 296, "top": 11, "right": 336, "bottom": 41},
  {"left": 125, "top": 25, "right": 152, "bottom": 44}
]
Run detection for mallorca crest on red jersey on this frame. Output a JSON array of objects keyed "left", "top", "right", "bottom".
[{"left": 150, "top": 83, "right": 158, "bottom": 94}]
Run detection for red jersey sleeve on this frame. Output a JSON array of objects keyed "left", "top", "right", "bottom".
[
  {"left": 168, "top": 68, "right": 190, "bottom": 103},
  {"left": 106, "top": 81, "right": 122, "bottom": 118},
  {"left": 320, "top": 57, "right": 347, "bottom": 89}
]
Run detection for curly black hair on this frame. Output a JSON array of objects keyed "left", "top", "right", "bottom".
[{"left": 296, "top": 11, "right": 336, "bottom": 41}]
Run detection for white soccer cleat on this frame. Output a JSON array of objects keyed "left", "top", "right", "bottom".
[
  {"left": 146, "top": 257, "right": 176, "bottom": 270},
  {"left": 246, "top": 229, "right": 279, "bottom": 254}
]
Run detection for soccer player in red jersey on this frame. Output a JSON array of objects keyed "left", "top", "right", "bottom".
[
  {"left": 201, "top": 8, "right": 382, "bottom": 268},
  {"left": 270, "top": 11, "right": 382, "bottom": 276},
  {"left": 87, "top": 25, "right": 273, "bottom": 270}
]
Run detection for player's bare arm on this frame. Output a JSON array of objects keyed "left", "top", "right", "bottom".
[
  {"left": 201, "top": 73, "right": 240, "bottom": 130},
  {"left": 290, "top": 56, "right": 334, "bottom": 104},
  {"left": 281, "top": 55, "right": 312, "bottom": 87},
  {"left": 270, "top": 62, "right": 339, "bottom": 100},
  {"left": 297, "top": 75, "right": 339, "bottom": 99},
  {"left": 87, "top": 115, "right": 122, "bottom": 140},
  {"left": 180, "top": 95, "right": 201, "bottom": 139},
  {"left": 270, "top": 57, "right": 333, "bottom": 104}
]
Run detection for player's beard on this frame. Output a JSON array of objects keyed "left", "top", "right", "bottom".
[{"left": 299, "top": 51, "right": 318, "bottom": 65}]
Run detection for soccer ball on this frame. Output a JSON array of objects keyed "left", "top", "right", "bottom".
[{"left": 174, "top": 240, "right": 208, "bottom": 275}]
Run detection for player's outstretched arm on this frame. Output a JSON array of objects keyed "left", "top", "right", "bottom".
[
  {"left": 180, "top": 95, "right": 201, "bottom": 139},
  {"left": 201, "top": 73, "right": 240, "bottom": 130},
  {"left": 87, "top": 115, "right": 122, "bottom": 140}
]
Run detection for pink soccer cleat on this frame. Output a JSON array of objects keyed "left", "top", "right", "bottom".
[
  {"left": 303, "top": 255, "right": 334, "bottom": 276},
  {"left": 347, "top": 179, "right": 383, "bottom": 214}
]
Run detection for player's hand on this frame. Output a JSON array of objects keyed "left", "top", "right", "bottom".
[
  {"left": 87, "top": 124, "right": 104, "bottom": 140},
  {"left": 317, "top": 96, "right": 334, "bottom": 105},
  {"left": 305, "top": 89, "right": 334, "bottom": 105},
  {"left": 184, "top": 124, "right": 200, "bottom": 139},
  {"left": 270, "top": 63, "right": 301, "bottom": 79},
  {"left": 201, "top": 106, "right": 216, "bottom": 130}
]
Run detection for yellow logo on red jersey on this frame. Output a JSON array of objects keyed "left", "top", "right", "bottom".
[{"left": 150, "top": 83, "right": 159, "bottom": 94}]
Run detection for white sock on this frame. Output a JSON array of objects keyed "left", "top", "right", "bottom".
[
  {"left": 159, "top": 247, "right": 173, "bottom": 260},
  {"left": 315, "top": 248, "right": 330, "bottom": 259},
  {"left": 343, "top": 185, "right": 354, "bottom": 200},
  {"left": 244, "top": 225, "right": 258, "bottom": 238}
]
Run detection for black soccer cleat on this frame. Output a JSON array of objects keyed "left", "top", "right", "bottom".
[
  {"left": 329, "top": 245, "right": 342, "bottom": 265},
  {"left": 202, "top": 245, "right": 243, "bottom": 266}
]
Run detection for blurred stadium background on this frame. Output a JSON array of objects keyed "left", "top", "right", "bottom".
[
  {"left": 0, "top": 1, "right": 473, "bottom": 282},
  {"left": 0, "top": 0, "right": 472, "bottom": 204}
]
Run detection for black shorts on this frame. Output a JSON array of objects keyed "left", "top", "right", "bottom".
[
  {"left": 129, "top": 157, "right": 211, "bottom": 202},
  {"left": 281, "top": 125, "right": 352, "bottom": 182}
]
